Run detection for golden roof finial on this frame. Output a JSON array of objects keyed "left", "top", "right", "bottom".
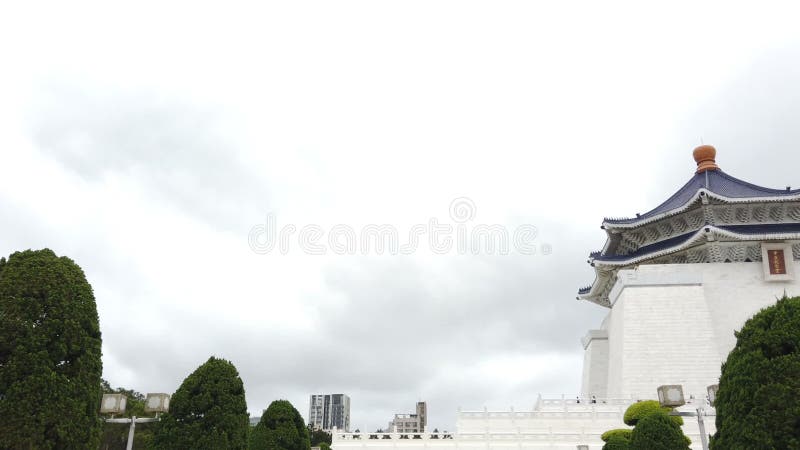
[{"left": 693, "top": 145, "right": 719, "bottom": 173}]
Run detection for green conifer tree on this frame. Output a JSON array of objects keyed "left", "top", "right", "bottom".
[
  {"left": 250, "top": 400, "right": 311, "bottom": 450},
  {"left": 151, "top": 357, "right": 249, "bottom": 449},
  {"left": 0, "top": 249, "right": 104, "bottom": 449}
]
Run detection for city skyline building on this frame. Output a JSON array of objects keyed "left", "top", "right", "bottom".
[
  {"left": 309, "top": 394, "right": 351, "bottom": 432},
  {"left": 388, "top": 402, "right": 427, "bottom": 433}
]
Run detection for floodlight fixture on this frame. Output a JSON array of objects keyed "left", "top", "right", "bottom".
[
  {"left": 100, "top": 393, "right": 127, "bottom": 414},
  {"left": 144, "top": 393, "right": 170, "bottom": 413},
  {"left": 656, "top": 384, "right": 686, "bottom": 407},
  {"left": 707, "top": 384, "right": 719, "bottom": 407}
]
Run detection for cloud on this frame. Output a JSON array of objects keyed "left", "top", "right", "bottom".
[{"left": 28, "top": 82, "right": 271, "bottom": 233}]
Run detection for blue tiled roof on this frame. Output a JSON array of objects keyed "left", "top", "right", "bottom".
[
  {"left": 604, "top": 170, "right": 800, "bottom": 225},
  {"left": 592, "top": 230, "right": 697, "bottom": 262},
  {"left": 578, "top": 286, "right": 592, "bottom": 295},
  {"left": 721, "top": 223, "right": 800, "bottom": 235},
  {"left": 590, "top": 223, "right": 800, "bottom": 263}
]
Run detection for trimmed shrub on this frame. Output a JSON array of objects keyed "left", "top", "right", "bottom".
[
  {"left": 629, "top": 411, "right": 690, "bottom": 450},
  {"left": 603, "top": 434, "right": 631, "bottom": 450},
  {"left": 601, "top": 428, "right": 632, "bottom": 442},
  {"left": 624, "top": 400, "right": 682, "bottom": 426}
]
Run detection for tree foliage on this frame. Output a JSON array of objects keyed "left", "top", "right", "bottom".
[
  {"left": 0, "top": 249, "right": 103, "bottom": 449},
  {"left": 250, "top": 400, "right": 311, "bottom": 450},
  {"left": 628, "top": 411, "right": 690, "bottom": 450},
  {"left": 624, "top": 400, "right": 682, "bottom": 426},
  {"left": 309, "top": 428, "right": 332, "bottom": 447},
  {"left": 711, "top": 295, "right": 800, "bottom": 449},
  {"left": 151, "top": 357, "right": 249, "bottom": 450},
  {"left": 603, "top": 434, "right": 631, "bottom": 450}
]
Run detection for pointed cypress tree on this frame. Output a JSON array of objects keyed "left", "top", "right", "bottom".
[
  {"left": 0, "top": 249, "right": 103, "bottom": 449},
  {"left": 250, "top": 400, "right": 310, "bottom": 450},
  {"left": 151, "top": 357, "right": 249, "bottom": 449}
]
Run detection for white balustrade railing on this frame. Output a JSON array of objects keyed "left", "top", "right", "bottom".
[
  {"left": 333, "top": 430, "right": 603, "bottom": 443},
  {"left": 456, "top": 396, "right": 637, "bottom": 417},
  {"left": 333, "top": 432, "right": 455, "bottom": 441}
]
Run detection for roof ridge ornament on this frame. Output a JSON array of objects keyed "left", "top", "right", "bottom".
[{"left": 693, "top": 145, "right": 719, "bottom": 173}]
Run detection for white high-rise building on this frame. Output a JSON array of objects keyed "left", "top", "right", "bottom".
[
  {"left": 310, "top": 394, "right": 351, "bottom": 432},
  {"left": 333, "top": 146, "right": 800, "bottom": 449}
]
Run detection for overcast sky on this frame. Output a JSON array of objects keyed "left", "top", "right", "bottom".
[{"left": 3, "top": 1, "right": 800, "bottom": 432}]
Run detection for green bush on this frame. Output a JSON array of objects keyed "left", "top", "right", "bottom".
[
  {"left": 601, "top": 428, "right": 632, "bottom": 442},
  {"left": 624, "top": 400, "right": 682, "bottom": 426},
  {"left": 0, "top": 249, "right": 103, "bottom": 449},
  {"left": 629, "top": 411, "right": 690, "bottom": 450},
  {"left": 711, "top": 295, "right": 800, "bottom": 449},
  {"left": 250, "top": 400, "right": 310, "bottom": 450},
  {"left": 603, "top": 434, "right": 631, "bottom": 450},
  {"left": 151, "top": 357, "right": 249, "bottom": 449}
]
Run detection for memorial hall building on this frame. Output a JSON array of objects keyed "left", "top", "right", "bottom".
[{"left": 333, "top": 146, "right": 800, "bottom": 449}]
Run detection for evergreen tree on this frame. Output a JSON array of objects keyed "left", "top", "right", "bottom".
[
  {"left": 151, "top": 357, "right": 249, "bottom": 449},
  {"left": 309, "top": 428, "right": 332, "bottom": 447},
  {"left": 250, "top": 400, "right": 311, "bottom": 450},
  {"left": 0, "top": 249, "right": 103, "bottom": 449},
  {"left": 711, "top": 295, "right": 800, "bottom": 449}
]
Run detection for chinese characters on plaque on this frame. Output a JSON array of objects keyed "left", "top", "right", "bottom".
[
  {"left": 768, "top": 249, "right": 787, "bottom": 275},
  {"left": 762, "top": 244, "right": 793, "bottom": 281}
]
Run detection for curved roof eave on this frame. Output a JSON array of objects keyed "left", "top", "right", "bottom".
[
  {"left": 592, "top": 226, "right": 800, "bottom": 267},
  {"left": 579, "top": 225, "right": 800, "bottom": 305}
]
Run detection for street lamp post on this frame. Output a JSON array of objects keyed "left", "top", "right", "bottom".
[
  {"left": 656, "top": 384, "right": 717, "bottom": 450},
  {"left": 101, "top": 393, "right": 170, "bottom": 450},
  {"left": 105, "top": 416, "right": 159, "bottom": 450}
]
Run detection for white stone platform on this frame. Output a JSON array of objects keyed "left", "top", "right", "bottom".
[{"left": 332, "top": 395, "right": 715, "bottom": 450}]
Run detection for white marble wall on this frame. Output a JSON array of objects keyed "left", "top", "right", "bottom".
[
  {"left": 580, "top": 330, "right": 608, "bottom": 399},
  {"left": 591, "top": 260, "right": 800, "bottom": 401}
]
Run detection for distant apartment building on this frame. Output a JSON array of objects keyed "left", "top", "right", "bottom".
[
  {"left": 309, "top": 394, "right": 351, "bottom": 431},
  {"left": 388, "top": 402, "right": 427, "bottom": 433}
]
